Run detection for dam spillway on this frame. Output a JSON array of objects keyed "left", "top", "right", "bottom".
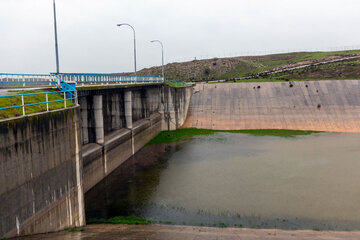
[{"left": 183, "top": 80, "right": 360, "bottom": 132}]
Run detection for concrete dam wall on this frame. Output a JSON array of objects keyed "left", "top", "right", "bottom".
[
  {"left": 183, "top": 80, "right": 360, "bottom": 132},
  {"left": 5, "top": 78, "right": 360, "bottom": 238},
  {"left": 0, "top": 84, "right": 192, "bottom": 238},
  {"left": 79, "top": 85, "right": 192, "bottom": 192},
  {"left": 0, "top": 108, "right": 85, "bottom": 238}
]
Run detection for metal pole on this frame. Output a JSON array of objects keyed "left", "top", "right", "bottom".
[
  {"left": 46, "top": 93, "right": 49, "bottom": 112},
  {"left": 21, "top": 95, "right": 25, "bottom": 116},
  {"left": 117, "top": 23, "right": 137, "bottom": 76},
  {"left": 150, "top": 40, "right": 164, "bottom": 82},
  {"left": 64, "top": 92, "right": 67, "bottom": 108},
  {"left": 53, "top": 0, "right": 60, "bottom": 74}
]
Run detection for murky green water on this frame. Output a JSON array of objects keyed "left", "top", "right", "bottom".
[{"left": 85, "top": 132, "right": 360, "bottom": 230}]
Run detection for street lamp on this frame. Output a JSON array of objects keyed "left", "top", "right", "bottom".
[
  {"left": 53, "top": 0, "right": 60, "bottom": 74},
  {"left": 150, "top": 40, "right": 164, "bottom": 81},
  {"left": 117, "top": 23, "right": 137, "bottom": 76}
]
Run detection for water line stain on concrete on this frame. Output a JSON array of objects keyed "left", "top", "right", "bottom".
[{"left": 183, "top": 81, "right": 360, "bottom": 132}]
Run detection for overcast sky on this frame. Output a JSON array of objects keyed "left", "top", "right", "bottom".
[{"left": 0, "top": 0, "right": 359, "bottom": 74}]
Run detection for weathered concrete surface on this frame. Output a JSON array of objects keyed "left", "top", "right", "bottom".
[
  {"left": 0, "top": 107, "right": 85, "bottom": 238},
  {"left": 0, "top": 84, "right": 192, "bottom": 238},
  {"left": 15, "top": 224, "right": 360, "bottom": 240},
  {"left": 183, "top": 81, "right": 360, "bottom": 132},
  {"left": 82, "top": 113, "right": 162, "bottom": 193},
  {"left": 80, "top": 85, "right": 192, "bottom": 192},
  {"left": 162, "top": 86, "right": 193, "bottom": 130},
  {"left": 78, "top": 86, "right": 163, "bottom": 144}
]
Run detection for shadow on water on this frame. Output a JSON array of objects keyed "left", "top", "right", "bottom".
[
  {"left": 85, "top": 142, "right": 184, "bottom": 219},
  {"left": 85, "top": 133, "right": 360, "bottom": 231}
]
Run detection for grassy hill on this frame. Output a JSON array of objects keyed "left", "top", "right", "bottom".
[{"left": 138, "top": 50, "right": 360, "bottom": 82}]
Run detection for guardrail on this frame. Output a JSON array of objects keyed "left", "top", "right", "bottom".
[
  {"left": 55, "top": 73, "right": 164, "bottom": 85},
  {"left": 0, "top": 90, "right": 77, "bottom": 117},
  {"left": 0, "top": 72, "right": 190, "bottom": 119},
  {"left": 0, "top": 73, "right": 164, "bottom": 88},
  {"left": 0, "top": 73, "right": 59, "bottom": 87}
]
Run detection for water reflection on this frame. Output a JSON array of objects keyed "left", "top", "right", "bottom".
[{"left": 85, "top": 133, "right": 360, "bottom": 230}]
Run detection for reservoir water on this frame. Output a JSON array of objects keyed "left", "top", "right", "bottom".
[{"left": 85, "top": 132, "right": 360, "bottom": 230}]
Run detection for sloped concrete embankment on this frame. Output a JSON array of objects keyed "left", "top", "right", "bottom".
[
  {"left": 0, "top": 107, "right": 85, "bottom": 239},
  {"left": 183, "top": 80, "right": 360, "bottom": 132}
]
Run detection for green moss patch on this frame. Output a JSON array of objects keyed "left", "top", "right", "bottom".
[
  {"left": 65, "top": 227, "right": 84, "bottom": 232},
  {"left": 87, "top": 216, "right": 151, "bottom": 225},
  {"left": 147, "top": 128, "right": 322, "bottom": 145}
]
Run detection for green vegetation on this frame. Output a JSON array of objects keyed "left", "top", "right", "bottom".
[
  {"left": 138, "top": 50, "right": 360, "bottom": 82},
  {"left": 0, "top": 90, "right": 74, "bottom": 119},
  {"left": 209, "top": 57, "right": 360, "bottom": 84},
  {"left": 166, "top": 81, "right": 195, "bottom": 88},
  {"left": 87, "top": 216, "right": 151, "bottom": 225},
  {"left": 65, "top": 227, "right": 84, "bottom": 232},
  {"left": 223, "top": 50, "right": 360, "bottom": 79},
  {"left": 264, "top": 58, "right": 360, "bottom": 81},
  {"left": 146, "top": 128, "right": 321, "bottom": 145},
  {"left": 218, "top": 222, "right": 228, "bottom": 228}
]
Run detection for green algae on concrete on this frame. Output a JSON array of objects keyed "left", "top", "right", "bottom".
[
  {"left": 87, "top": 216, "right": 151, "bottom": 225},
  {"left": 146, "top": 128, "right": 321, "bottom": 145}
]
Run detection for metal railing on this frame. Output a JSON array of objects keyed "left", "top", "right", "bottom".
[
  {"left": 55, "top": 73, "right": 164, "bottom": 86},
  {"left": 0, "top": 73, "right": 164, "bottom": 88},
  {"left": 0, "top": 90, "right": 77, "bottom": 117},
  {"left": 0, "top": 73, "right": 59, "bottom": 87},
  {"left": 0, "top": 72, "right": 190, "bottom": 119}
]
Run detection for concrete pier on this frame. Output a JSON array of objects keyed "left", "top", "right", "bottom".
[
  {"left": 111, "top": 93, "right": 121, "bottom": 130},
  {"left": 93, "top": 95, "right": 104, "bottom": 144},
  {"left": 79, "top": 97, "right": 89, "bottom": 144},
  {"left": 124, "top": 90, "right": 132, "bottom": 129}
]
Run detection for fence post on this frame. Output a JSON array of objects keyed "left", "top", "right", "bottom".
[
  {"left": 75, "top": 91, "right": 78, "bottom": 105},
  {"left": 22, "top": 76, "right": 25, "bottom": 87},
  {"left": 21, "top": 95, "right": 25, "bottom": 116},
  {"left": 64, "top": 92, "right": 67, "bottom": 108},
  {"left": 46, "top": 93, "right": 49, "bottom": 112}
]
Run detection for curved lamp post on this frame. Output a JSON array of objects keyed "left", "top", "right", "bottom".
[
  {"left": 150, "top": 40, "right": 164, "bottom": 81},
  {"left": 117, "top": 23, "right": 137, "bottom": 76}
]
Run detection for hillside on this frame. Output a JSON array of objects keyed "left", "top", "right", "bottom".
[{"left": 138, "top": 50, "right": 360, "bottom": 82}]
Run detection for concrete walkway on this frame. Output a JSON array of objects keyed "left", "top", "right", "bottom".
[{"left": 15, "top": 224, "right": 360, "bottom": 240}]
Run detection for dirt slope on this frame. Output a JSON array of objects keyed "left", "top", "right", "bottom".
[{"left": 137, "top": 50, "right": 360, "bottom": 81}]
